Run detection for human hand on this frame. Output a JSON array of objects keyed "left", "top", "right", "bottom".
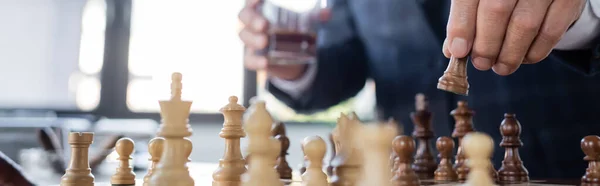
[
  {"left": 443, "top": 0, "right": 586, "bottom": 76},
  {"left": 238, "top": 0, "right": 329, "bottom": 80}
]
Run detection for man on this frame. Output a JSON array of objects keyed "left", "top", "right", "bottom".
[
  {"left": 240, "top": 0, "right": 600, "bottom": 179},
  {"left": 0, "top": 151, "right": 35, "bottom": 186}
]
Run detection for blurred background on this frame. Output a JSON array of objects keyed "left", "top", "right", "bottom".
[{"left": 0, "top": 0, "right": 377, "bottom": 184}]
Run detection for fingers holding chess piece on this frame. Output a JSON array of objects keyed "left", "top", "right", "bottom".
[
  {"left": 437, "top": 56, "right": 469, "bottom": 95},
  {"left": 434, "top": 136, "right": 457, "bottom": 182},
  {"left": 581, "top": 135, "right": 600, "bottom": 185},
  {"left": 301, "top": 136, "right": 328, "bottom": 186},
  {"left": 462, "top": 132, "right": 495, "bottom": 186},
  {"left": 111, "top": 137, "right": 136, "bottom": 186}
]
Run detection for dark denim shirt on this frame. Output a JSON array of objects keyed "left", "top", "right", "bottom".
[{"left": 268, "top": 0, "right": 600, "bottom": 179}]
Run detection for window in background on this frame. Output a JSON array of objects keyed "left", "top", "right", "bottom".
[
  {"left": 126, "top": 0, "right": 246, "bottom": 113},
  {"left": 0, "top": 0, "right": 103, "bottom": 111},
  {"left": 74, "top": 0, "right": 106, "bottom": 111}
]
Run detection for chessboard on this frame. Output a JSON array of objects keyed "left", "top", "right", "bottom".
[{"left": 52, "top": 72, "right": 598, "bottom": 186}]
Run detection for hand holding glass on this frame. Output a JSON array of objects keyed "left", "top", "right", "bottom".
[{"left": 257, "top": 0, "right": 328, "bottom": 65}]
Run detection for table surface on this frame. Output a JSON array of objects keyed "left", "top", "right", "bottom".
[
  {"left": 51, "top": 162, "right": 581, "bottom": 186},
  {"left": 51, "top": 162, "right": 304, "bottom": 186}
]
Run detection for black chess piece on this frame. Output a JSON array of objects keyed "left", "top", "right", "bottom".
[
  {"left": 497, "top": 113, "right": 529, "bottom": 183},
  {"left": 451, "top": 101, "right": 475, "bottom": 181},
  {"left": 391, "top": 135, "right": 420, "bottom": 186},
  {"left": 434, "top": 136, "right": 457, "bottom": 182},
  {"left": 411, "top": 94, "right": 436, "bottom": 179},
  {"left": 581, "top": 135, "right": 600, "bottom": 185}
]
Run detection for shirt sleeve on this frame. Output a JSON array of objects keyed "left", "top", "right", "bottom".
[
  {"left": 268, "top": 63, "right": 318, "bottom": 99},
  {"left": 554, "top": 0, "right": 600, "bottom": 50}
]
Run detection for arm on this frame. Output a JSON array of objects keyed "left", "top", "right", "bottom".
[
  {"left": 551, "top": 0, "right": 600, "bottom": 76},
  {"left": 266, "top": 0, "right": 369, "bottom": 114},
  {"left": 0, "top": 151, "right": 35, "bottom": 186}
]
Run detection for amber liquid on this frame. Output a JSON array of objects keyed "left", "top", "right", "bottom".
[{"left": 264, "top": 31, "right": 317, "bottom": 64}]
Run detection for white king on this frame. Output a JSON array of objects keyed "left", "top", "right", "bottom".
[{"left": 148, "top": 72, "right": 195, "bottom": 186}]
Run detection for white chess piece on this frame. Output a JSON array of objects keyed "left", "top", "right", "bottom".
[
  {"left": 241, "top": 101, "right": 283, "bottom": 186},
  {"left": 356, "top": 124, "right": 397, "bottom": 186},
  {"left": 148, "top": 72, "right": 194, "bottom": 186},
  {"left": 462, "top": 132, "right": 496, "bottom": 186},
  {"left": 301, "top": 136, "right": 328, "bottom": 186}
]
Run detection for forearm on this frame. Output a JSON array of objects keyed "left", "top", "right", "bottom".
[{"left": 0, "top": 151, "right": 35, "bottom": 186}]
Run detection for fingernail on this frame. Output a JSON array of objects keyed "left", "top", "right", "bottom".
[
  {"left": 473, "top": 57, "right": 492, "bottom": 70},
  {"left": 442, "top": 39, "right": 449, "bottom": 56},
  {"left": 450, "top": 37, "right": 468, "bottom": 57},
  {"left": 492, "top": 63, "right": 512, "bottom": 76}
]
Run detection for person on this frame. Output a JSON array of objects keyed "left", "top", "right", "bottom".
[
  {"left": 0, "top": 151, "right": 35, "bottom": 186},
  {"left": 239, "top": 0, "right": 600, "bottom": 179}
]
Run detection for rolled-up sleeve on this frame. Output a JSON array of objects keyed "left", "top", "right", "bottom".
[{"left": 554, "top": 0, "right": 600, "bottom": 50}]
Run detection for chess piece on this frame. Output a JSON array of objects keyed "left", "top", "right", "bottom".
[
  {"left": 244, "top": 154, "right": 251, "bottom": 166},
  {"left": 581, "top": 135, "right": 600, "bottom": 185},
  {"left": 451, "top": 101, "right": 475, "bottom": 181},
  {"left": 497, "top": 113, "right": 529, "bottom": 183},
  {"left": 148, "top": 72, "right": 194, "bottom": 186},
  {"left": 330, "top": 113, "right": 363, "bottom": 186},
  {"left": 143, "top": 137, "right": 164, "bottom": 186},
  {"left": 434, "top": 136, "right": 457, "bottom": 181},
  {"left": 60, "top": 132, "right": 95, "bottom": 186},
  {"left": 271, "top": 122, "right": 284, "bottom": 136},
  {"left": 275, "top": 134, "right": 292, "bottom": 179},
  {"left": 111, "top": 138, "right": 136, "bottom": 186},
  {"left": 391, "top": 135, "right": 420, "bottom": 186},
  {"left": 327, "top": 133, "right": 336, "bottom": 177},
  {"left": 357, "top": 123, "right": 397, "bottom": 186},
  {"left": 272, "top": 122, "right": 292, "bottom": 180},
  {"left": 301, "top": 136, "right": 328, "bottom": 186},
  {"left": 462, "top": 132, "right": 495, "bottom": 186},
  {"left": 390, "top": 150, "right": 397, "bottom": 172},
  {"left": 213, "top": 96, "right": 248, "bottom": 186},
  {"left": 241, "top": 101, "right": 283, "bottom": 186},
  {"left": 300, "top": 144, "right": 307, "bottom": 175},
  {"left": 274, "top": 134, "right": 292, "bottom": 179},
  {"left": 410, "top": 93, "right": 436, "bottom": 179},
  {"left": 184, "top": 137, "right": 192, "bottom": 162},
  {"left": 437, "top": 56, "right": 469, "bottom": 95},
  {"left": 387, "top": 118, "right": 400, "bottom": 173}
]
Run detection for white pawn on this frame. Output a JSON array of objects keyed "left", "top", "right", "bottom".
[
  {"left": 111, "top": 138, "right": 136, "bottom": 186},
  {"left": 301, "top": 136, "right": 328, "bottom": 186},
  {"left": 462, "top": 132, "right": 496, "bottom": 186}
]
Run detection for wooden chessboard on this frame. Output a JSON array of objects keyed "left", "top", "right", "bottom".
[
  {"left": 49, "top": 162, "right": 580, "bottom": 186},
  {"left": 419, "top": 179, "right": 579, "bottom": 186},
  {"left": 82, "top": 178, "right": 582, "bottom": 186}
]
